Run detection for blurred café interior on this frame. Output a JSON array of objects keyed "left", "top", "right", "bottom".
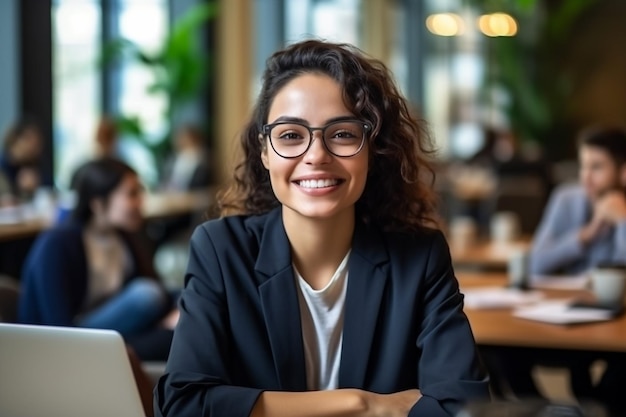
[{"left": 2, "top": 0, "right": 626, "bottom": 413}]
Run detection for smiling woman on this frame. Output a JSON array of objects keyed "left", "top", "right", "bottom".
[{"left": 155, "top": 40, "right": 489, "bottom": 417}]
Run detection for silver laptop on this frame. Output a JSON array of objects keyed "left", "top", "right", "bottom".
[{"left": 0, "top": 323, "right": 145, "bottom": 417}]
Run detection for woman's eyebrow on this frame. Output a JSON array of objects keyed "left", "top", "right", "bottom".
[
  {"left": 270, "top": 116, "right": 309, "bottom": 124},
  {"left": 269, "top": 115, "right": 356, "bottom": 125}
]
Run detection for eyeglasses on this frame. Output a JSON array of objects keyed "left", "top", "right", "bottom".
[{"left": 262, "top": 119, "right": 371, "bottom": 158}]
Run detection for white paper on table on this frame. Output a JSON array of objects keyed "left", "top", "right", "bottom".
[
  {"left": 529, "top": 275, "right": 590, "bottom": 291},
  {"left": 513, "top": 300, "right": 613, "bottom": 325},
  {"left": 463, "top": 287, "right": 544, "bottom": 309}
]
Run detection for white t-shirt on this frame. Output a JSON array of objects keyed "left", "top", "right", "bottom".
[{"left": 294, "top": 251, "right": 350, "bottom": 390}]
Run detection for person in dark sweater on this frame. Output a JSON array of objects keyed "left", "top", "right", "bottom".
[
  {"left": 18, "top": 158, "right": 176, "bottom": 361},
  {"left": 0, "top": 118, "right": 44, "bottom": 201}
]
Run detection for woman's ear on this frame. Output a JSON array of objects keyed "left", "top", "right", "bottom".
[{"left": 260, "top": 134, "right": 270, "bottom": 170}]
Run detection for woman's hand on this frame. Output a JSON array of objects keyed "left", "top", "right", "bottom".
[
  {"left": 363, "top": 389, "right": 422, "bottom": 417},
  {"left": 250, "top": 388, "right": 421, "bottom": 417}
]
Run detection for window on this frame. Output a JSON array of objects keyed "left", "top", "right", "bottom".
[
  {"left": 52, "top": 0, "right": 169, "bottom": 189},
  {"left": 285, "top": 0, "right": 362, "bottom": 46},
  {"left": 422, "top": 0, "right": 487, "bottom": 158},
  {"left": 52, "top": 0, "right": 101, "bottom": 189},
  {"left": 116, "top": 0, "right": 169, "bottom": 185}
]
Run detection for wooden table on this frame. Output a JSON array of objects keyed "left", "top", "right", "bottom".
[
  {"left": 143, "top": 190, "right": 213, "bottom": 220},
  {"left": 458, "top": 271, "right": 626, "bottom": 353},
  {"left": 450, "top": 237, "right": 531, "bottom": 270},
  {"left": 0, "top": 190, "right": 214, "bottom": 243},
  {"left": 0, "top": 219, "right": 52, "bottom": 243}
]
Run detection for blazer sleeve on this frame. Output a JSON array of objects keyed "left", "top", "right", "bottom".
[
  {"left": 529, "top": 187, "right": 585, "bottom": 275},
  {"left": 154, "top": 225, "right": 264, "bottom": 417},
  {"left": 410, "top": 231, "right": 490, "bottom": 417}
]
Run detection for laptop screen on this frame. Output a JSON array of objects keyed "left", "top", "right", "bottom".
[{"left": 0, "top": 323, "right": 145, "bottom": 417}]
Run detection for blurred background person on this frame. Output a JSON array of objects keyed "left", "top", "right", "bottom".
[
  {"left": 447, "top": 126, "right": 552, "bottom": 236},
  {"left": 94, "top": 115, "right": 121, "bottom": 159},
  {"left": 18, "top": 158, "right": 176, "bottom": 362},
  {"left": 466, "top": 126, "right": 514, "bottom": 169},
  {"left": 0, "top": 117, "right": 44, "bottom": 201},
  {"left": 0, "top": 170, "right": 10, "bottom": 200},
  {"left": 160, "top": 123, "right": 211, "bottom": 192},
  {"left": 530, "top": 127, "right": 626, "bottom": 276},
  {"left": 486, "top": 127, "right": 626, "bottom": 414},
  {"left": 147, "top": 124, "right": 212, "bottom": 248}
]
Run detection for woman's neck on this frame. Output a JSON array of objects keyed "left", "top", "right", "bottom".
[
  {"left": 283, "top": 208, "right": 355, "bottom": 290},
  {"left": 85, "top": 218, "right": 115, "bottom": 238}
]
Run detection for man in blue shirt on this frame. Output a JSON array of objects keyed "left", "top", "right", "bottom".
[
  {"left": 530, "top": 127, "right": 626, "bottom": 276},
  {"left": 490, "top": 127, "right": 626, "bottom": 415}
]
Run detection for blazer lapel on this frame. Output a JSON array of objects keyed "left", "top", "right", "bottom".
[
  {"left": 255, "top": 209, "right": 307, "bottom": 391},
  {"left": 339, "top": 222, "right": 389, "bottom": 388}
]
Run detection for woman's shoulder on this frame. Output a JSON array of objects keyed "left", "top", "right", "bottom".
[
  {"left": 381, "top": 225, "right": 445, "bottom": 245},
  {"left": 366, "top": 224, "right": 448, "bottom": 258},
  {"left": 364, "top": 226, "right": 451, "bottom": 278},
  {"left": 36, "top": 221, "right": 84, "bottom": 245},
  {"left": 25, "top": 222, "right": 85, "bottom": 269}
]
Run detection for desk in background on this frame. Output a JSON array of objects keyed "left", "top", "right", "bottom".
[
  {"left": 458, "top": 271, "right": 626, "bottom": 353},
  {"left": 0, "top": 190, "right": 214, "bottom": 278},
  {"left": 143, "top": 190, "right": 213, "bottom": 220},
  {"left": 0, "top": 190, "right": 214, "bottom": 242},
  {"left": 451, "top": 237, "right": 531, "bottom": 271}
]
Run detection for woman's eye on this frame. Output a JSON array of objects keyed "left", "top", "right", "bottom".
[{"left": 279, "top": 132, "right": 303, "bottom": 140}]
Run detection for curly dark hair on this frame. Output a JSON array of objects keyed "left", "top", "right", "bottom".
[{"left": 218, "top": 40, "right": 439, "bottom": 231}]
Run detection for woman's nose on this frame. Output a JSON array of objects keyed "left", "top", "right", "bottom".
[{"left": 303, "top": 132, "right": 332, "bottom": 164}]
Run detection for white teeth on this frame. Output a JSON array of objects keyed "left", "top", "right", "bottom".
[{"left": 298, "top": 179, "right": 339, "bottom": 189}]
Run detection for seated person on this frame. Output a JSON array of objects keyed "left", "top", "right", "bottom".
[
  {"left": 161, "top": 124, "right": 211, "bottom": 192},
  {"left": 18, "top": 158, "right": 176, "bottom": 362},
  {"left": 148, "top": 124, "right": 213, "bottom": 246},
  {"left": 529, "top": 127, "right": 626, "bottom": 276},
  {"left": 94, "top": 115, "right": 122, "bottom": 159},
  {"left": 154, "top": 40, "right": 489, "bottom": 417},
  {"left": 487, "top": 127, "right": 626, "bottom": 413},
  {"left": 0, "top": 117, "right": 44, "bottom": 201}
]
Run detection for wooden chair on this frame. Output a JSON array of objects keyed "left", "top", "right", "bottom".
[{"left": 0, "top": 275, "right": 20, "bottom": 323}]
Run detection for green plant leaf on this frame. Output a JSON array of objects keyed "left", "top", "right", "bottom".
[
  {"left": 549, "top": 0, "right": 599, "bottom": 40},
  {"left": 114, "top": 115, "right": 144, "bottom": 138},
  {"left": 97, "top": 1, "right": 218, "bottom": 176}
]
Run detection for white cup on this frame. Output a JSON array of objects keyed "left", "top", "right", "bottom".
[
  {"left": 508, "top": 248, "right": 529, "bottom": 288},
  {"left": 32, "top": 187, "right": 57, "bottom": 221},
  {"left": 490, "top": 211, "right": 520, "bottom": 243},
  {"left": 590, "top": 266, "right": 626, "bottom": 306}
]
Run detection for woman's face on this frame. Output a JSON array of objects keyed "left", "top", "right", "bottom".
[
  {"left": 261, "top": 73, "right": 369, "bottom": 223},
  {"left": 95, "top": 173, "right": 145, "bottom": 232},
  {"left": 579, "top": 145, "right": 625, "bottom": 201}
]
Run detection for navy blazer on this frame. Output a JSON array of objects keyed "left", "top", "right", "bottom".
[{"left": 155, "top": 208, "right": 489, "bottom": 417}]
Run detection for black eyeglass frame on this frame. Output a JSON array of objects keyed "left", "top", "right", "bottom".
[{"left": 261, "top": 119, "right": 372, "bottom": 159}]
